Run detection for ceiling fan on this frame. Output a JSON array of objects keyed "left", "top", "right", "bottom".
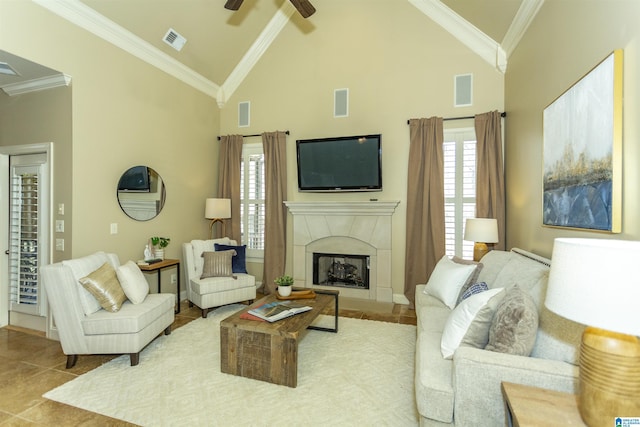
[{"left": 224, "top": 0, "right": 316, "bottom": 18}]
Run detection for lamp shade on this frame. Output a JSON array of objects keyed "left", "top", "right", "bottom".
[
  {"left": 545, "top": 238, "right": 640, "bottom": 337},
  {"left": 205, "top": 198, "right": 231, "bottom": 219},
  {"left": 463, "top": 218, "right": 498, "bottom": 243}
]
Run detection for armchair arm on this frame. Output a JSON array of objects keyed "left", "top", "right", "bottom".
[{"left": 452, "top": 346, "right": 579, "bottom": 426}]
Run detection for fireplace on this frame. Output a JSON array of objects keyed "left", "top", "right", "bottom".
[
  {"left": 285, "top": 201, "right": 399, "bottom": 302},
  {"left": 313, "top": 253, "right": 370, "bottom": 289}
]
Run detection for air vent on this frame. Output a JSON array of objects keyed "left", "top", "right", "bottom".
[
  {"left": 163, "top": 28, "right": 187, "bottom": 52},
  {"left": 0, "top": 62, "right": 20, "bottom": 76}
]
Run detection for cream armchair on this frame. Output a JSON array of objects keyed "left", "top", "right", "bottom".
[
  {"left": 41, "top": 252, "right": 175, "bottom": 368},
  {"left": 182, "top": 238, "right": 256, "bottom": 318}
]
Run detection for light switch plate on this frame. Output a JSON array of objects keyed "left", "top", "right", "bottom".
[
  {"left": 55, "top": 238, "right": 64, "bottom": 251},
  {"left": 55, "top": 219, "right": 64, "bottom": 232}
]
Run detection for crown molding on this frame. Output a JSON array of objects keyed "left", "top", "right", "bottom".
[
  {"left": 218, "top": 1, "right": 295, "bottom": 107},
  {"left": 407, "top": 0, "right": 507, "bottom": 73},
  {"left": 501, "top": 0, "right": 545, "bottom": 57},
  {"left": 2, "top": 73, "right": 71, "bottom": 96},
  {"left": 32, "top": 0, "right": 220, "bottom": 98}
]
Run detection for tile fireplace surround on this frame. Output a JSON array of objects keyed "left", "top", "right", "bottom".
[{"left": 285, "top": 201, "right": 400, "bottom": 302}]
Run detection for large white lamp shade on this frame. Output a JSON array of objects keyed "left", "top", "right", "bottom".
[{"left": 545, "top": 238, "right": 640, "bottom": 426}]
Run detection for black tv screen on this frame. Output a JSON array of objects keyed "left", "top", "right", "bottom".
[
  {"left": 117, "top": 165, "right": 150, "bottom": 192},
  {"left": 296, "top": 134, "right": 382, "bottom": 192}
]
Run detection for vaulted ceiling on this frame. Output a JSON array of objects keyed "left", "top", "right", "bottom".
[{"left": 1, "top": 0, "right": 543, "bottom": 103}]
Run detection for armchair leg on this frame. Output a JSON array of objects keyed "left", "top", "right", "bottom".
[
  {"left": 164, "top": 325, "right": 172, "bottom": 335},
  {"left": 201, "top": 308, "right": 210, "bottom": 318},
  {"left": 66, "top": 354, "right": 78, "bottom": 369},
  {"left": 130, "top": 353, "right": 140, "bottom": 366}
]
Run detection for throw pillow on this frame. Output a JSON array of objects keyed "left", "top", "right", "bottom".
[
  {"left": 78, "top": 262, "right": 127, "bottom": 312},
  {"left": 116, "top": 261, "right": 150, "bottom": 304},
  {"left": 201, "top": 250, "right": 237, "bottom": 279},
  {"left": 214, "top": 243, "right": 248, "bottom": 273},
  {"left": 459, "top": 282, "right": 489, "bottom": 302},
  {"left": 453, "top": 256, "right": 484, "bottom": 306},
  {"left": 485, "top": 285, "right": 539, "bottom": 356},
  {"left": 423, "top": 255, "right": 477, "bottom": 309},
  {"left": 441, "top": 288, "right": 505, "bottom": 359},
  {"left": 62, "top": 251, "right": 111, "bottom": 315}
]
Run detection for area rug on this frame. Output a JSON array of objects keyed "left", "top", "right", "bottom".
[{"left": 44, "top": 304, "right": 419, "bottom": 426}]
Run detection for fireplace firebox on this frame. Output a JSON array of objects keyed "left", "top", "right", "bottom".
[{"left": 312, "top": 252, "right": 370, "bottom": 289}]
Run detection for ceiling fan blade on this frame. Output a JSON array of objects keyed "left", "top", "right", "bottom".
[
  {"left": 289, "top": 0, "right": 316, "bottom": 18},
  {"left": 224, "top": 0, "right": 244, "bottom": 11}
]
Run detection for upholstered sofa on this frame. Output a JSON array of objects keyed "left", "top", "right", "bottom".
[
  {"left": 415, "top": 248, "right": 585, "bottom": 426},
  {"left": 41, "top": 252, "right": 175, "bottom": 368},
  {"left": 182, "top": 238, "right": 256, "bottom": 318}
]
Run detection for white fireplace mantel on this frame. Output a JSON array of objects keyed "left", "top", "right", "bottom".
[
  {"left": 284, "top": 201, "right": 399, "bottom": 216},
  {"left": 285, "top": 200, "right": 400, "bottom": 302}
]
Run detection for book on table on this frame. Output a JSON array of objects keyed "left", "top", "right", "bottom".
[{"left": 248, "top": 301, "right": 312, "bottom": 322}]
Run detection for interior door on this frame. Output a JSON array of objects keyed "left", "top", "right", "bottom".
[{"left": 5, "top": 151, "right": 50, "bottom": 330}]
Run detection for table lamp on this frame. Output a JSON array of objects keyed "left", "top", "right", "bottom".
[
  {"left": 205, "top": 198, "right": 231, "bottom": 238},
  {"left": 545, "top": 238, "right": 640, "bottom": 426},
  {"left": 463, "top": 218, "right": 499, "bottom": 261}
]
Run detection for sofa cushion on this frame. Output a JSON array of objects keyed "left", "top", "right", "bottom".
[
  {"left": 441, "top": 288, "right": 504, "bottom": 359},
  {"left": 214, "top": 243, "right": 248, "bottom": 273},
  {"left": 78, "top": 263, "right": 127, "bottom": 313},
  {"left": 63, "top": 251, "right": 112, "bottom": 315},
  {"left": 116, "top": 261, "right": 150, "bottom": 304},
  {"left": 201, "top": 250, "right": 236, "bottom": 279},
  {"left": 190, "top": 273, "right": 255, "bottom": 295},
  {"left": 485, "top": 285, "right": 538, "bottom": 356},
  {"left": 423, "top": 255, "right": 477, "bottom": 309},
  {"left": 81, "top": 294, "right": 174, "bottom": 335},
  {"left": 415, "top": 330, "right": 455, "bottom": 423},
  {"left": 531, "top": 307, "right": 584, "bottom": 366}
]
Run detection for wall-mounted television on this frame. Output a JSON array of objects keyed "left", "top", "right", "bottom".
[
  {"left": 117, "top": 165, "right": 150, "bottom": 192},
  {"left": 296, "top": 134, "right": 382, "bottom": 192}
]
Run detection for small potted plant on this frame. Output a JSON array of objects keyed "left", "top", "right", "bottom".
[
  {"left": 274, "top": 274, "right": 294, "bottom": 297},
  {"left": 150, "top": 237, "right": 170, "bottom": 260}
]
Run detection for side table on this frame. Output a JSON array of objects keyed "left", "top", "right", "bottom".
[
  {"left": 501, "top": 382, "right": 586, "bottom": 426},
  {"left": 138, "top": 259, "right": 180, "bottom": 314}
]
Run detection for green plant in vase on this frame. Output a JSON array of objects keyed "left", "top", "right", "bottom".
[
  {"left": 274, "top": 274, "right": 294, "bottom": 297},
  {"left": 150, "top": 237, "right": 170, "bottom": 260}
]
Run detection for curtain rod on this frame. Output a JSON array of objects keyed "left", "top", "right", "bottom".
[
  {"left": 217, "top": 130, "right": 290, "bottom": 141},
  {"left": 406, "top": 112, "right": 506, "bottom": 124}
]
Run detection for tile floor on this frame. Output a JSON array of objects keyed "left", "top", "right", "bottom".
[{"left": 0, "top": 296, "right": 416, "bottom": 426}]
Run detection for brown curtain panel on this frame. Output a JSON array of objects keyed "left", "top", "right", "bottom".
[
  {"left": 217, "top": 135, "right": 243, "bottom": 242},
  {"left": 261, "top": 131, "right": 288, "bottom": 295},
  {"left": 404, "top": 117, "right": 446, "bottom": 308},
  {"left": 475, "top": 111, "right": 506, "bottom": 250}
]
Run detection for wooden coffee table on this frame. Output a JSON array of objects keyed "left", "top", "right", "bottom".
[{"left": 219, "top": 289, "right": 338, "bottom": 388}]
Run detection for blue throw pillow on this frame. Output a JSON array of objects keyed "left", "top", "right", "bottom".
[
  {"left": 214, "top": 244, "right": 248, "bottom": 273},
  {"left": 460, "top": 282, "right": 489, "bottom": 302}
]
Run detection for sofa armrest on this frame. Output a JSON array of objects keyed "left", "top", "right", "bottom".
[{"left": 452, "top": 346, "right": 579, "bottom": 426}]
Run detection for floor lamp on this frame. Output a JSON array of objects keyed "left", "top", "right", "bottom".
[
  {"left": 463, "top": 218, "right": 499, "bottom": 261},
  {"left": 545, "top": 238, "right": 640, "bottom": 426},
  {"left": 205, "top": 198, "right": 231, "bottom": 239}
]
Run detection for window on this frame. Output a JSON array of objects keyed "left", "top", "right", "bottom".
[
  {"left": 444, "top": 129, "right": 476, "bottom": 259},
  {"left": 240, "top": 143, "right": 265, "bottom": 260}
]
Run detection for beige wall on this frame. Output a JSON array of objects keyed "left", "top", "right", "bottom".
[
  {"left": 0, "top": 1, "right": 220, "bottom": 265},
  {"left": 221, "top": 0, "right": 504, "bottom": 300},
  {"left": 505, "top": 0, "right": 640, "bottom": 258}
]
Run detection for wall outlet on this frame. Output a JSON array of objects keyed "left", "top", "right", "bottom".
[
  {"left": 110, "top": 223, "right": 118, "bottom": 234},
  {"left": 171, "top": 274, "right": 177, "bottom": 284},
  {"left": 55, "top": 238, "right": 64, "bottom": 251}
]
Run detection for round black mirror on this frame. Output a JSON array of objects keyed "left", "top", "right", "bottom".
[{"left": 117, "top": 166, "right": 166, "bottom": 221}]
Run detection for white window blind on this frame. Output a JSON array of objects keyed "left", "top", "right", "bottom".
[
  {"left": 444, "top": 129, "right": 476, "bottom": 259},
  {"left": 240, "top": 143, "right": 265, "bottom": 259},
  {"left": 9, "top": 155, "right": 47, "bottom": 317}
]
